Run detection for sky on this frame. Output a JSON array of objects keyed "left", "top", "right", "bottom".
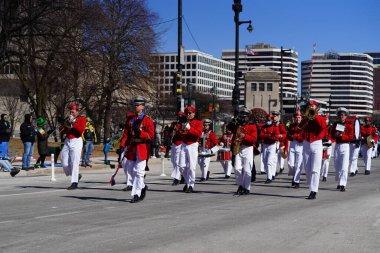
[{"left": 147, "top": 0, "right": 380, "bottom": 69}]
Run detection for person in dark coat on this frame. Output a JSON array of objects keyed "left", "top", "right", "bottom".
[
  {"left": 0, "top": 114, "right": 12, "bottom": 157},
  {"left": 35, "top": 117, "right": 53, "bottom": 168},
  {"left": 20, "top": 114, "right": 36, "bottom": 170}
]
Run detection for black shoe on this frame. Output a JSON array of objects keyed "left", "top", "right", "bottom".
[
  {"left": 172, "top": 179, "right": 180, "bottom": 186},
  {"left": 294, "top": 183, "right": 300, "bottom": 189},
  {"left": 21, "top": 167, "right": 29, "bottom": 171},
  {"left": 122, "top": 185, "right": 133, "bottom": 191},
  {"left": 291, "top": 180, "right": 295, "bottom": 186},
  {"left": 242, "top": 189, "right": 250, "bottom": 195},
  {"left": 251, "top": 173, "right": 256, "bottom": 182},
  {"left": 186, "top": 186, "right": 194, "bottom": 193},
  {"left": 180, "top": 176, "right": 185, "bottom": 184},
  {"left": 130, "top": 194, "right": 140, "bottom": 203},
  {"left": 183, "top": 185, "right": 188, "bottom": 192},
  {"left": 78, "top": 174, "right": 82, "bottom": 182},
  {"left": 340, "top": 186, "right": 346, "bottom": 192},
  {"left": 10, "top": 168, "right": 20, "bottom": 177},
  {"left": 261, "top": 171, "right": 266, "bottom": 175},
  {"left": 307, "top": 191, "right": 317, "bottom": 200},
  {"left": 350, "top": 172, "right": 355, "bottom": 177},
  {"left": 67, "top": 183, "right": 78, "bottom": 190},
  {"left": 28, "top": 166, "right": 35, "bottom": 170},
  {"left": 265, "top": 179, "right": 272, "bottom": 184},
  {"left": 140, "top": 185, "right": 148, "bottom": 200},
  {"left": 206, "top": 171, "right": 210, "bottom": 180},
  {"left": 199, "top": 178, "right": 206, "bottom": 182},
  {"left": 365, "top": 170, "right": 370, "bottom": 175},
  {"left": 337, "top": 185, "right": 341, "bottom": 190},
  {"left": 272, "top": 176, "right": 275, "bottom": 181},
  {"left": 322, "top": 177, "right": 327, "bottom": 182},
  {"left": 236, "top": 185, "right": 243, "bottom": 195},
  {"left": 355, "top": 170, "right": 358, "bottom": 175},
  {"left": 225, "top": 175, "right": 230, "bottom": 179},
  {"left": 279, "top": 168, "right": 284, "bottom": 174}
]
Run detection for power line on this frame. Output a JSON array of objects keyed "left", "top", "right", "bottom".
[
  {"left": 183, "top": 15, "right": 201, "bottom": 51},
  {"left": 153, "top": 18, "right": 178, "bottom": 26}
]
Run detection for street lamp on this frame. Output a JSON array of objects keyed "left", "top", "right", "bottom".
[
  {"left": 280, "top": 46, "right": 291, "bottom": 115},
  {"left": 232, "top": 0, "right": 252, "bottom": 116},
  {"left": 211, "top": 86, "right": 217, "bottom": 132}
]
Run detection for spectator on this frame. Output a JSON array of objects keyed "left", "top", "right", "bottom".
[
  {"left": 35, "top": 117, "right": 53, "bottom": 168},
  {"left": 20, "top": 114, "right": 36, "bottom": 170},
  {"left": 103, "top": 137, "right": 111, "bottom": 164},
  {"left": 151, "top": 121, "right": 161, "bottom": 158},
  {"left": 0, "top": 157, "right": 14, "bottom": 172},
  {"left": 0, "top": 114, "right": 12, "bottom": 157},
  {"left": 163, "top": 125, "right": 173, "bottom": 158},
  {"left": 81, "top": 117, "right": 97, "bottom": 167}
]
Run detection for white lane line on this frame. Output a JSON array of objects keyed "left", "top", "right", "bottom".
[
  {"left": 0, "top": 189, "right": 65, "bottom": 198},
  {"left": 35, "top": 211, "right": 82, "bottom": 219},
  {"left": 0, "top": 220, "right": 15, "bottom": 224}
]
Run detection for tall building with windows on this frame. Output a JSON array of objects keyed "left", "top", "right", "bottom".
[
  {"left": 301, "top": 52, "right": 373, "bottom": 117},
  {"left": 221, "top": 43, "right": 298, "bottom": 113},
  {"left": 365, "top": 52, "right": 380, "bottom": 111},
  {"left": 150, "top": 50, "right": 235, "bottom": 99}
]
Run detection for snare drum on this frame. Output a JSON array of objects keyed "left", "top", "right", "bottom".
[{"left": 218, "top": 148, "right": 231, "bottom": 161}]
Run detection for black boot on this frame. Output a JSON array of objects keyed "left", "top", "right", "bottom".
[
  {"left": 322, "top": 177, "right": 327, "bottom": 182},
  {"left": 78, "top": 174, "right": 82, "bottom": 182},
  {"left": 180, "top": 176, "right": 185, "bottom": 184},
  {"left": 10, "top": 168, "right": 20, "bottom": 177},
  {"left": 340, "top": 185, "right": 346, "bottom": 192},
  {"left": 350, "top": 172, "right": 355, "bottom": 177},
  {"left": 365, "top": 170, "right": 370, "bottom": 175},
  {"left": 265, "top": 179, "right": 272, "bottom": 184},
  {"left": 236, "top": 185, "right": 243, "bottom": 195},
  {"left": 140, "top": 185, "right": 148, "bottom": 200},
  {"left": 307, "top": 191, "right": 316, "bottom": 200},
  {"left": 130, "top": 194, "right": 140, "bottom": 203},
  {"left": 186, "top": 186, "right": 194, "bottom": 193},
  {"left": 206, "top": 171, "right": 210, "bottom": 180},
  {"left": 183, "top": 185, "right": 188, "bottom": 192},
  {"left": 279, "top": 168, "right": 284, "bottom": 174},
  {"left": 67, "top": 183, "right": 78, "bottom": 190},
  {"left": 294, "top": 183, "right": 300, "bottom": 189},
  {"left": 172, "top": 179, "right": 180, "bottom": 186}
]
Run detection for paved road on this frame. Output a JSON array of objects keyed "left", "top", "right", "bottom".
[{"left": 0, "top": 156, "right": 379, "bottom": 253}]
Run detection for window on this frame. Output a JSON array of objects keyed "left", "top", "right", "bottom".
[
  {"left": 259, "top": 83, "right": 265, "bottom": 91},
  {"left": 251, "top": 83, "right": 257, "bottom": 91},
  {"left": 267, "top": 83, "right": 273, "bottom": 91}
]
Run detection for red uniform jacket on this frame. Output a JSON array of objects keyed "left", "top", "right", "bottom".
[
  {"left": 200, "top": 130, "right": 218, "bottom": 149},
  {"left": 287, "top": 123, "right": 304, "bottom": 143},
  {"left": 171, "top": 121, "right": 183, "bottom": 146},
  {"left": 276, "top": 123, "right": 287, "bottom": 149},
  {"left": 260, "top": 123, "right": 282, "bottom": 145},
  {"left": 120, "top": 113, "right": 154, "bottom": 161},
  {"left": 61, "top": 116, "right": 86, "bottom": 139},
  {"left": 182, "top": 119, "right": 203, "bottom": 145},
  {"left": 331, "top": 121, "right": 354, "bottom": 144},
  {"left": 219, "top": 133, "right": 233, "bottom": 148},
  {"left": 361, "top": 125, "right": 379, "bottom": 145},
  {"left": 232, "top": 123, "right": 257, "bottom": 147},
  {"left": 300, "top": 115, "right": 326, "bottom": 143}
]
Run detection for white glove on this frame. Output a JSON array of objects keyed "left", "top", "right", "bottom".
[
  {"left": 220, "top": 142, "right": 224, "bottom": 147},
  {"left": 185, "top": 123, "right": 190, "bottom": 130},
  {"left": 68, "top": 115, "right": 75, "bottom": 123}
]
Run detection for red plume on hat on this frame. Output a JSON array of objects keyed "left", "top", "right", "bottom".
[
  {"left": 68, "top": 103, "right": 79, "bottom": 111},
  {"left": 365, "top": 117, "right": 372, "bottom": 122},
  {"left": 308, "top": 99, "right": 318, "bottom": 106},
  {"left": 293, "top": 112, "right": 302, "bottom": 117},
  {"left": 177, "top": 111, "right": 185, "bottom": 117}
]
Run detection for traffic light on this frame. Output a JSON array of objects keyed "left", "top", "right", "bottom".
[{"left": 172, "top": 72, "right": 182, "bottom": 96}]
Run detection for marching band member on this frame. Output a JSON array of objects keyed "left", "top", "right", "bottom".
[
  {"left": 348, "top": 115, "right": 361, "bottom": 177},
  {"left": 218, "top": 126, "right": 234, "bottom": 179},
  {"left": 259, "top": 114, "right": 271, "bottom": 175},
  {"left": 331, "top": 107, "right": 354, "bottom": 192},
  {"left": 301, "top": 100, "right": 326, "bottom": 199},
  {"left": 198, "top": 119, "right": 218, "bottom": 181},
  {"left": 360, "top": 117, "right": 379, "bottom": 175},
  {"left": 260, "top": 111, "right": 284, "bottom": 184},
  {"left": 61, "top": 104, "right": 87, "bottom": 190},
  {"left": 120, "top": 96, "right": 154, "bottom": 203},
  {"left": 231, "top": 107, "right": 257, "bottom": 195},
  {"left": 287, "top": 112, "right": 304, "bottom": 188},
  {"left": 320, "top": 116, "right": 334, "bottom": 182},
  {"left": 272, "top": 112, "right": 287, "bottom": 175},
  {"left": 171, "top": 111, "right": 186, "bottom": 186},
  {"left": 179, "top": 106, "right": 203, "bottom": 193}
]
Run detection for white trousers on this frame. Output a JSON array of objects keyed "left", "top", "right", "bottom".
[
  {"left": 276, "top": 142, "right": 285, "bottom": 171},
  {"left": 334, "top": 143, "right": 350, "bottom": 187},
  {"left": 121, "top": 153, "right": 132, "bottom": 187},
  {"left": 171, "top": 144, "right": 183, "bottom": 180},
  {"left": 320, "top": 146, "right": 332, "bottom": 178},
  {"left": 125, "top": 158, "right": 146, "bottom": 197},
  {"left": 262, "top": 143, "right": 278, "bottom": 180},
  {"left": 259, "top": 150, "right": 265, "bottom": 173},
  {"left": 349, "top": 143, "right": 360, "bottom": 174},
  {"left": 198, "top": 154, "right": 211, "bottom": 179},
  {"left": 179, "top": 142, "right": 199, "bottom": 188},
  {"left": 361, "top": 145, "right": 372, "bottom": 171},
  {"left": 61, "top": 137, "right": 83, "bottom": 183},
  {"left": 303, "top": 140, "right": 322, "bottom": 192},
  {"left": 372, "top": 143, "right": 377, "bottom": 158},
  {"left": 288, "top": 141, "right": 303, "bottom": 180},
  {"left": 220, "top": 160, "right": 233, "bottom": 177},
  {"left": 234, "top": 146, "right": 253, "bottom": 190}
]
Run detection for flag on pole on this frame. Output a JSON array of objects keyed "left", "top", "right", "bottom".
[{"left": 245, "top": 46, "right": 256, "bottom": 56}]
